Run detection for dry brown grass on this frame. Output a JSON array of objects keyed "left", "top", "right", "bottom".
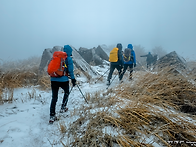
[
  {"left": 58, "top": 121, "right": 67, "bottom": 134},
  {"left": 0, "top": 57, "right": 43, "bottom": 103},
  {"left": 63, "top": 67, "right": 196, "bottom": 147},
  {"left": 118, "top": 67, "right": 196, "bottom": 114},
  {"left": 0, "top": 69, "right": 39, "bottom": 103},
  {"left": 37, "top": 75, "right": 51, "bottom": 90}
]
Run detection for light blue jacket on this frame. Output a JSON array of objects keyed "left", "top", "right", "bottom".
[
  {"left": 123, "top": 44, "right": 136, "bottom": 65},
  {"left": 50, "top": 45, "right": 75, "bottom": 82}
]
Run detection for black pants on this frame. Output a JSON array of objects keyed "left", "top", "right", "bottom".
[
  {"left": 107, "top": 64, "right": 122, "bottom": 81},
  {"left": 119, "top": 64, "right": 133, "bottom": 80},
  {"left": 147, "top": 63, "right": 151, "bottom": 69},
  {"left": 50, "top": 81, "right": 69, "bottom": 116}
]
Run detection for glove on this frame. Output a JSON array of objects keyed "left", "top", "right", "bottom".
[
  {"left": 71, "top": 79, "right": 76, "bottom": 87},
  {"left": 134, "top": 63, "right": 136, "bottom": 67},
  {"left": 119, "top": 65, "right": 123, "bottom": 69}
]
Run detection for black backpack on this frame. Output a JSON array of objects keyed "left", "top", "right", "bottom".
[{"left": 123, "top": 48, "right": 133, "bottom": 62}]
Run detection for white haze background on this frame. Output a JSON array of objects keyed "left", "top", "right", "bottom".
[{"left": 0, "top": 0, "right": 196, "bottom": 61}]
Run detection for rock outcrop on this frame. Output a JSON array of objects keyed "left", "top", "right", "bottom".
[
  {"left": 78, "top": 45, "right": 109, "bottom": 66},
  {"left": 39, "top": 46, "right": 97, "bottom": 77},
  {"left": 71, "top": 46, "right": 97, "bottom": 76},
  {"left": 153, "top": 51, "right": 186, "bottom": 73}
]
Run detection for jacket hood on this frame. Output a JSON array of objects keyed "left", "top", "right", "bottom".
[
  {"left": 63, "top": 45, "right": 72, "bottom": 56},
  {"left": 127, "top": 44, "right": 133, "bottom": 49},
  {"left": 116, "top": 43, "right": 122, "bottom": 50}
]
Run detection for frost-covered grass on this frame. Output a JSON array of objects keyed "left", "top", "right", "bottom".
[
  {"left": 0, "top": 57, "right": 196, "bottom": 147},
  {"left": 0, "top": 56, "right": 41, "bottom": 103},
  {"left": 62, "top": 69, "right": 196, "bottom": 146}
]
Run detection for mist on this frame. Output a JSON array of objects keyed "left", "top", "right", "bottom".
[{"left": 0, "top": 0, "right": 196, "bottom": 61}]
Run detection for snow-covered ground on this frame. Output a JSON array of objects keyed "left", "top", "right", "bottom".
[
  {"left": 0, "top": 64, "right": 123, "bottom": 147},
  {"left": 1, "top": 64, "right": 196, "bottom": 147}
]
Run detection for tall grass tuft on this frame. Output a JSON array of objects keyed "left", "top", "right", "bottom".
[{"left": 0, "top": 56, "right": 41, "bottom": 103}]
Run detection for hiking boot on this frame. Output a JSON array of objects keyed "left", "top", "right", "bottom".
[
  {"left": 49, "top": 115, "right": 57, "bottom": 124},
  {"left": 106, "top": 80, "right": 110, "bottom": 86},
  {"left": 60, "top": 107, "right": 68, "bottom": 113}
]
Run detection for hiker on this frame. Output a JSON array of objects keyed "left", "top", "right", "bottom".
[
  {"left": 49, "top": 45, "right": 76, "bottom": 123},
  {"left": 140, "top": 52, "right": 153, "bottom": 69},
  {"left": 107, "top": 43, "right": 123, "bottom": 85},
  {"left": 119, "top": 44, "right": 136, "bottom": 80}
]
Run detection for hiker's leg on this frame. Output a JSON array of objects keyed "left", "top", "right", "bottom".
[
  {"left": 107, "top": 64, "right": 115, "bottom": 81},
  {"left": 60, "top": 81, "right": 69, "bottom": 109},
  {"left": 119, "top": 64, "right": 128, "bottom": 80},
  {"left": 129, "top": 64, "right": 134, "bottom": 79},
  {"left": 50, "top": 81, "right": 60, "bottom": 116}
]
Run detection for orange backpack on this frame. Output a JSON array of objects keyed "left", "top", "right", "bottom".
[{"left": 47, "top": 51, "right": 67, "bottom": 77}]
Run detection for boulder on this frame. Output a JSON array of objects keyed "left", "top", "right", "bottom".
[
  {"left": 52, "top": 46, "right": 63, "bottom": 52},
  {"left": 95, "top": 45, "right": 109, "bottom": 61},
  {"left": 38, "top": 46, "right": 97, "bottom": 77},
  {"left": 38, "top": 48, "right": 53, "bottom": 75},
  {"left": 71, "top": 46, "right": 97, "bottom": 76},
  {"left": 78, "top": 46, "right": 109, "bottom": 66},
  {"left": 78, "top": 47, "right": 93, "bottom": 64},
  {"left": 153, "top": 51, "right": 186, "bottom": 73}
]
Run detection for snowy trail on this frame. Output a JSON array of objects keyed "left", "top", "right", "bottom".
[{"left": 0, "top": 74, "right": 121, "bottom": 147}]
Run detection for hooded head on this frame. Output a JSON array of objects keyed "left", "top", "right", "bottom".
[
  {"left": 127, "top": 44, "right": 133, "bottom": 49},
  {"left": 148, "top": 52, "right": 151, "bottom": 54},
  {"left": 116, "top": 43, "right": 122, "bottom": 50},
  {"left": 63, "top": 45, "right": 72, "bottom": 56}
]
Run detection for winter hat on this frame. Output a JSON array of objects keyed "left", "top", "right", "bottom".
[
  {"left": 116, "top": 43, "right": 122, "bottom": 50},
  {"left": 127, "top": 44, "right": 133, "bottom": 49}
]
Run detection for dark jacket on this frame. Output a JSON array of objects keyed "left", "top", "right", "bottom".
[{"left": 140, "top": 52, "right": 153, "bottom": 64}]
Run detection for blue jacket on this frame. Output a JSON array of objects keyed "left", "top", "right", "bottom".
[
  {"left": 123, "top": 44, "right": 136, "bottom": 65},
  {"left": 50, "top": 45, "right": 75, "bottom": 82}
]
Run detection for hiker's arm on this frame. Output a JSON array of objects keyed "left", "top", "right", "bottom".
[
  {"left": 140, "top": 55, "right": 147, "bottom": 57},
  {"left": 67, "top": 57, "right": 75, "bottom": 79},
  {"left": 133, "top": 51, "right": 136, "bottom": 64}
]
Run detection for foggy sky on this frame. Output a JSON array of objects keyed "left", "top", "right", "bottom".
[{"left": 1, "top": 0, "right": 196, "bottom": 61}]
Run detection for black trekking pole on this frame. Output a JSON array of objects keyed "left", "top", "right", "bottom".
[
  {"left": 76, "top": 84, "right": 88, "bottom": 104},
  {"left": 95, "top": 68, "right": 110, "bottom": 84},
  {"left": 61, "top": 86, "right": 74, "bottom": 109},
  {"left": 106, "top": 74, "right": 117, "bottom": 89}
]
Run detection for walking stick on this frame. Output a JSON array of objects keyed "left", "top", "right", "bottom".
[
  {"left": 106, "top": 74, "right": 118, "bottom": 89},
  {"left": 76, "top": 84, "right": 88, "bottom": 104},
  {"left": 61, "top": 86, "right": 74, "bottom": 109},
  {"left": 95, "top": 68, "right": 110, "bottom": 84}
]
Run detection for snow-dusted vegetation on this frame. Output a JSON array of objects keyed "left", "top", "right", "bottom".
[{"left": 0, "top": 54, "right": 196, "bottom": 147}]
